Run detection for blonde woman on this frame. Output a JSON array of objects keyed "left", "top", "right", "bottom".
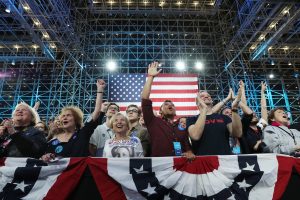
[{"left": 103, "top": 113, "right": 143, "bottom": 158}]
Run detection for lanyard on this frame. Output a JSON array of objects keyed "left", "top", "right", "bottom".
[{"left": 277, "top": 127, "right": 297, "bottom": 145}]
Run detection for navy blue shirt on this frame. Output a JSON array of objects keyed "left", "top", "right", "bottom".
[{"left": 187, "top": 113, "right": 232, "bottom": 155}]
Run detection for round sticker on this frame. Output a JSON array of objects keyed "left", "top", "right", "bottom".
[
  {"left": 55, "top": 145, "right": 63, "bottom": 154},
  {"left": 178, "top": 124, "right": 186, "bottom": 131}
]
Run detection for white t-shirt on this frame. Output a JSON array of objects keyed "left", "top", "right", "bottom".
[
  {"left": 89, "top": 123, "right": 114, "bottom": 157},
  {"left": 103, "top": 136, "right": 144, "bottom": 158}
]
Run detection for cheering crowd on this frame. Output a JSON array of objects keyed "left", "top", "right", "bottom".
[{"left": 1, "top": 62, "right": 300, "bottom": 162}]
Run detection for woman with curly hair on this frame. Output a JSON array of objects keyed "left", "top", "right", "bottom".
[{"left": 41, "top": 79, "right": 106, "bottom": 161}]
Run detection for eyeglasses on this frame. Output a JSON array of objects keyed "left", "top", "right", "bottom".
[
  {"left": 108, "top": 106, "right": 119, "bottom": 111},
  {"left": 126, "top": 109, "right": 139, "bottom": 113}
]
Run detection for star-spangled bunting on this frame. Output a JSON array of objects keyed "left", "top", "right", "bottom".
[
  {"left": 0, "top": 159, "right": 47, "bottom": 200},
  {"left": 0, "top": 155, "right": 298, "bottom": 200},
  {"left": 127, "top": 155, "right": 263, "bottom": 200},
  {"left": 89, "top": 154, "right": 295, "bottom": 200}
]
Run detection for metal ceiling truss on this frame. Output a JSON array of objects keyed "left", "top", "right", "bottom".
[{"left": 0, "top": 0, "right": 300, "bottom": 123}]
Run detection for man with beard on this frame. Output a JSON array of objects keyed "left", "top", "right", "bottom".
[{"left": 141, "top": 62, "right": 194, "bottom": 159}]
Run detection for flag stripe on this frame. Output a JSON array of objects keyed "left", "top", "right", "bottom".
[
  {"left": 272, "top": 155, "right": 295, "bottom": 200},
  {"left": 152, "top": 81, "right": 198, "bottom": 85},
  {"left": 151, "top": 85, "right": 198, "bottom": 90},
  {"left": 88, "top": 158, "right": 127, "bottom": 200},
  {"left": 119, "top": 106, "right": 197, "bottom": 111},
  {"left": 151, "top": 98, "right": 196, "bottom": 102},
  {"left": 149, "top": 77, "right": 197, "bottom": 82},
  {"left": 44, "top": 158, "right": 87, "bottom": 200},
  {"left": 152, "top": 106, "right": 198, "bottom": 111},
  {"left": 117, "top": 102, "right": 196, "bottom": 107},
  {"left": 155, "top": 74, "right": 198, "bottom": 77},
  {"left": 150, "top": 89, "right": 198, "bottom": 93},
  {"left": 150, "top": 93, "right": 197, "bottom": 98},
  {"left": 0, "top": 158, "right": 5, "bottom": 167}
]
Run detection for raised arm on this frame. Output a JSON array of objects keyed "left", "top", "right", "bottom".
[
  {"left": 238, "top": 80, "right": 253, "bottom": 115},
  {"left": 239, "top": 80, "right": 247, "bottom": 106},
  {"left": 33, "top": 101, "right": 40, "bottom": 111},
  {"left": 188, "top": 93, "right": 208, "bottom": 140},
  {"left": 141, "top": 62, "right": 162, "bottom": 99},
  {"left": 91, "top": 79, "right": 105, "bottom": 121},
  {"left": 212, "top": 88, "right": 233, "bottom": 113},
  {"left": 32, "top": 101, "right": 41, "bottom": 123},
  {"left": 261, "top": 81, "right": 268, "bottom": 122},
  {"left": 228, "top": 88, "right": 243, "bottom": 138}
]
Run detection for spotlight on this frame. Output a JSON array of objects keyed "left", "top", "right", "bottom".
[
  {"left": 175, "top": 60, "right": 186, "bottom": 71},
  {"left": 271, "top": 60, "right": 275, "bottom": 65},
  {"left": 11, "top": 60, "right": 15, "bottom": 65},
  {"left": 294, "top": 72, "right": 299, "bottom": 78},
  {"left": 288, "top": 62, "right": 292, "bottom": 66},
  {"left": 30, "top": 60, "right": 34, "bottom": 65},
  {"left": 195, "top": 61, "right": 204, "bottom": 70},
  {"left": 106, "top": 60, "right": 117, "bottom": 71},
  {"left": 5, "top": 6, "right": 11, "bottom": 13},
  {"left": 269, "top": 73, "right": 274, "bottom": 79}
]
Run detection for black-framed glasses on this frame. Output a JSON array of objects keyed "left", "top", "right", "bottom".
[{"left": 126, "top": 109, "right": 139, "bottom": 113}]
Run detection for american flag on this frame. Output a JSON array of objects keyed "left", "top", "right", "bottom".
[{"left": 108, "top": 73, "right": 199, "bottom": 116}]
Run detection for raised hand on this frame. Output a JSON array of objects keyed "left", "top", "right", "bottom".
[
  {"left": 33, "top": 101, "right": 40, "bottom": 111},
  {"left": 239, "top": 80, "right": 245, "bottom": 90},
  {"left": 101, "top": 102, "right": 110, "bottom": 112},
  {"left": 226, "top": 88, "right": 234, "bottom": 101},
  {"left": 3, "top": 119, "right": 16, "bottom": 135},
  {"left": 148, "top": 62, "right": 162, "bottom": 77},
  {"left": 232, "top": 88, "right": 242, "bottom": 109},
  {"left": 196, "top": 93, "right": 208, "bottom": 110},
  {"left": 261, "top": 81, "right": 267, "bottom": 92},
  {"left": 0, "top": 125, "right": 6, "bottom": 137},
  {"left": 96, "top": 79, "right": 106, "bottom": 91},
  {"left": 230, "top": 88, "right": 236, "bottom": 101}
]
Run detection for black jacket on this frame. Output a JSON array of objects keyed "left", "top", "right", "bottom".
[{"left": 0, "top": 126, "right": 47, "bottom": 158}]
